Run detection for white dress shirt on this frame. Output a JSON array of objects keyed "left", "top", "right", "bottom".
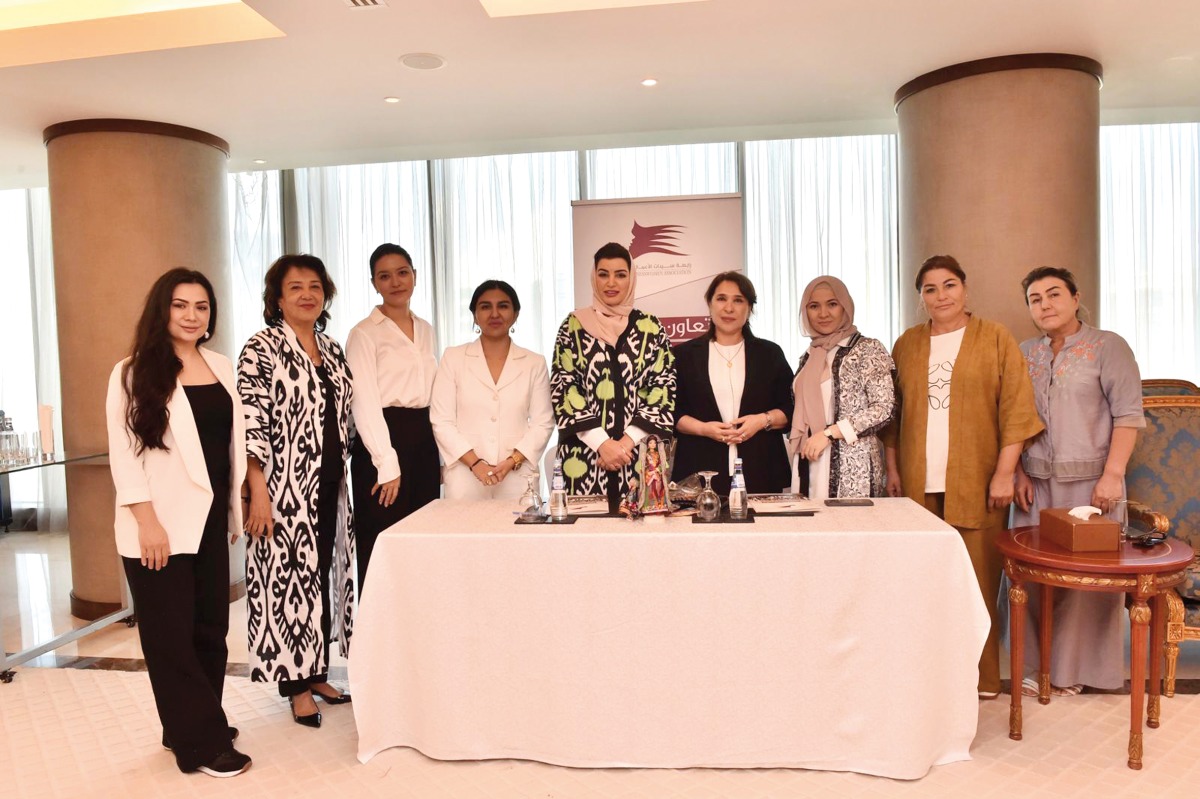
[
  {"left": 709, "top": 339, "right": 746, "bottom": 475},
  {"left": 430, "top": 339, "right": 555, "bottom": 500},
  {"left": 345, "top": 307, "right": 438, "bottom": 484}
]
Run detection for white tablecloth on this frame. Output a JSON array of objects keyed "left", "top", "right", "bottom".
[{"left": 350, "top": 498, "right": 990, "bottom": 779}]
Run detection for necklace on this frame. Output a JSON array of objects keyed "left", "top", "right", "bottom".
[{"left": 712, "top": 340, "right": 745, "bottom": 369}]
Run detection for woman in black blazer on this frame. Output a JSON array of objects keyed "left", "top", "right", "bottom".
[{"left": 673, "top": 272, "right": 795, "bottom": 496}]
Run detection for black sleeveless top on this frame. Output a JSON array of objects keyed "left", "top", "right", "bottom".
[
  {"left": 316, "top": 365, "right": 342, "bottom": 503},
  {"left": 183, "top": 382, "right": 233, "bottom": 501}
]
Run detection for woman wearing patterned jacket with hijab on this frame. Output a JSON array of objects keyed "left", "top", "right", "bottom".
[
  {"left": 789, "top": 275, "right": 895, "bottom": 499},
  {"left": 550, "top": 242, "right": 676, "bottom": 504}
]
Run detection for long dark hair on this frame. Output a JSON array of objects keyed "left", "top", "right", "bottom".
[{"left": 122, "top": 269, "right": 218, "bottom": 453}]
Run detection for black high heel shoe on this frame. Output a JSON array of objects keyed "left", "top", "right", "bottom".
[
  {"left": 311, "top": 684, "right": 352, "bottom": 705},
  {"left": 289, "top": 696, "right": 322, "bottom": 728}
]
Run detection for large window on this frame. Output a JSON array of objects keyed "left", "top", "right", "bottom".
[
  {"left": 1101, "top": 123, "right": 1200, "bottom": 382},
  {"left": 744, "top": 136, "right": 899, "bottom": 363},
  {"left": 430, "top": 152, "right": 579, "bottom": 354}
]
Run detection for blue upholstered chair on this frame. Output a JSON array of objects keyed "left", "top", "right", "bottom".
[{"left": 1126, "top": 393, "right": 1200, "bottom": 695}]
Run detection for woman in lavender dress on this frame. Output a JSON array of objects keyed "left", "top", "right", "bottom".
[{"left": 1011, "top": 266, "right": 1146, "bottom": 696}]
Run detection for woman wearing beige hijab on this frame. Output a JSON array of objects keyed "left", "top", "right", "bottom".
[
  {"left": 550, "top": 242, "right": 676, "bottom": 505},
  {"left": 789, "top": 275, "right": 895, "bottom": 499}
]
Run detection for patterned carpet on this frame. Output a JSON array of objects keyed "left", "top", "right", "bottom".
[{"left": 3, "top": 668, "right": 1199, "bottom": 798}]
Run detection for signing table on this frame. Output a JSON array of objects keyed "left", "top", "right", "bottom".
[
  {"left": 1000, "top": 526, "right": 1194, "bottom": 770},
  {"left": 350, "top": 498, "right": 990, "bottom": 779}
]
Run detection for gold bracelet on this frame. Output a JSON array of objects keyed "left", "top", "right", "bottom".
[{"left": 510, "top": 451, "right": 525, "bottom": 468}]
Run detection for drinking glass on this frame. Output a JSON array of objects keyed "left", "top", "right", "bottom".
[{"left": 696, "top": 471, "right": 721, "bottom": 522}]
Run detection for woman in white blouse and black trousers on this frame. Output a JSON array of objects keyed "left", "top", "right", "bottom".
[{"left": 346, "top": 243, "right": 440, "bottom": 591}]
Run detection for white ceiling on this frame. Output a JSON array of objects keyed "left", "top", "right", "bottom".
[{"left": 1, "top": 0, "right": 1198, "bottom": 189}]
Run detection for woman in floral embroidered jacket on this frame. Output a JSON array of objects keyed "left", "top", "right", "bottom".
[
  {"left": 1009, "top": 266, "right": 1145, "bottom": 697},
  {"left": 551, "top": 243, "right": 676, "bottom": 505}
]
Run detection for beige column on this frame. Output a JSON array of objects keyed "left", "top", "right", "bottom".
[
  {"left": 894, "top": 54, "right": 1103, "bottom": 338},
  {"left": 43, "top": 119, "right": 243, "bottom": 618}
]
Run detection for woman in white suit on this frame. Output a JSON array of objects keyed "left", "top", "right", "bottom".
[
  {"left": 106, "top": 269, "right": 251, "bottom": 778},
  {"left": 431, "top": 280, "right": 554, "bottom": 499}
]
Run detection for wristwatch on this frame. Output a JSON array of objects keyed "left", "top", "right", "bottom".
[
  {"left": 822, "top": 427, "right": 834, "bottom": 440},
  {"left": 510, "top": 450, "right": 525, "bottom": 468}
]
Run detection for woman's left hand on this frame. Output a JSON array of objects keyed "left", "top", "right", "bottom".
[
  {"left": 800, "top": 433, "right": 831, "bottom": 461},
  {"left": 372, "top": 476, "right": 401, "bottom": 507},
  {"left": 729, "top": 414, "right": 768, "bottom": 445},
  {"left": 492, "top": 458, "right": 516, "bottom": 482},
  {"left": 988, "top": 469, "right": 1015, "bottom": 509},
  {"left": 1091, "top": 472, "right": 1124, "bottom": 513}
]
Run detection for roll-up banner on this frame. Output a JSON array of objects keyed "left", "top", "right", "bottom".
[{"left": 571, "top": 194, "right": 744, "bottom": 344}]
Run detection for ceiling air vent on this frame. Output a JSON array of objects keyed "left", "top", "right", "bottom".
[{"left": 344, "top": 0, "right": 387, "bottom": 7}]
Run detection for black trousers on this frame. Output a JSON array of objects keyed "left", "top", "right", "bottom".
[
  {"left": 123, "top": 499, "right": 231, "bottom": 772},
  {"left": 350, "top": 406, "right": 440, "bottom": 594},
  {"left": 278, "top": 480, "right": 339, "bottom": 698}
]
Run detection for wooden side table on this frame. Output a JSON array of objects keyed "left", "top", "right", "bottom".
[{"left": 999, "top": 527, "right": 1194, "bottom": 769}]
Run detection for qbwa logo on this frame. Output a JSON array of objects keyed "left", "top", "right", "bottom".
[{"left": 629, "top": 221, "right": 687, "bottom": 260}]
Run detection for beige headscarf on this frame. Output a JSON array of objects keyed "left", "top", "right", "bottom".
[
  {"left": 573, "top": 260, "right": 638, "bottom": 347},
  {"left": 789, "top": 276, "right": 858, "bottom": 456}
]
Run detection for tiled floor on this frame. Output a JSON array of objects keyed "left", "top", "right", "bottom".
[{"left": 2, "top": 667, "right": 1200, "bottom": 798}]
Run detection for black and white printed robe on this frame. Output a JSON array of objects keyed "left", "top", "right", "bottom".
[
  {"left": 550, "top": 309, "right": 676, "bottom": 497},
  {"left": 238, "top": 321, "right": 356, "bottom": 684}
]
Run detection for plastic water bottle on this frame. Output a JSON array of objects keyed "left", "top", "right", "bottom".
[
  {"left": 728, "top": 457, "right": 748, "bottom": 520},
  {"left": 549, "top": 458, "right": 569, "bottom": 521}
]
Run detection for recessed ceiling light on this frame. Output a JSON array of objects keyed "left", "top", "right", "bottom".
[
  {"left": 641, "top": 78, "right": 658, "bottom": 87},
  {"left": 252, "top": 159, "right": 266, "bottom": 165},
  {"left": 384, "top": 96, "right": 401, "bottom": 103},
  {"left": 400, "top": 52, "right": 446, "bottom": 70}
]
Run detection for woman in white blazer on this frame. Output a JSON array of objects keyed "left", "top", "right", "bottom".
[
  {"left": 431, "top": 280, "right": 554, "bottom": 500},
  {"left": 105, "top": 269, "right": 251, "bottom": 778}
]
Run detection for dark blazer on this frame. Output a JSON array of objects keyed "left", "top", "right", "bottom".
[{"left": 672, "top": 334, "right": 795, "bottom": 496}]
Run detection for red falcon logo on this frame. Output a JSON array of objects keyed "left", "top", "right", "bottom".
[{"left": 629, "top": 221, "right": 687, "bottom": 260}]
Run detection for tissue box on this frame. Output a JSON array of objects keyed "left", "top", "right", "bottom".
[{"left": 1038, "top": 507, "right": 1120, "bottom": 552}]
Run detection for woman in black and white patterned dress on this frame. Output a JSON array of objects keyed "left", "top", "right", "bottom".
[{"left": 239, "top": 254, "right": 355, "bottom": 729}]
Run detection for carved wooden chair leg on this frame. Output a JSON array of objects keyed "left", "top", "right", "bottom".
[{"left": 1164, "top": 591, "right": 1185, "bottom": 698}]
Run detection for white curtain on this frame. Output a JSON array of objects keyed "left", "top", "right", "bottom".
[
  {"left": 429, "top": 152, "right": 579, "bottom": 356},
  {"left": 27, "top": 188, "right": 66, "bottom": 531},
  {"left": 293, "top": 162, "right": 433, "bottom": 346},
  {"left": 228, "top": 170, "right": 284, "bottom": 350},
  {"left": 0, "top": 188, "right": 65, "bottom": 529},
  {"left": 586, "top": 143, "right": 738, "bottom": 200},
  {"left": 1101, "top": 123, "right": 1200, "bottom": 382},
  {"left": 743, "top": 136, "right": 899, "bottom": 366}
]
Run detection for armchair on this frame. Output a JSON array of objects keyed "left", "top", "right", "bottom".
[
  {"left": 1126, "top": 393, "right": 1200, "bottom": 695},
  {"left": 1142, "top": 379, "right": 1200, "bottom": 397}
]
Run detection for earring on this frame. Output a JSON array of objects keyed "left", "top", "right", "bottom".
[
  {"left": 510, "top": 325, "right": 516, "bottom": 335},
  {"left": 473, "top": 324, "right": 481, "bottom": 334},
  {"left": 201, "top": 331, "right": 211, "bottom": 341}
]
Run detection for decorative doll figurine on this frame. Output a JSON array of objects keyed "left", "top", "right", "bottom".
[
  {"left": 638, "top": 435, "right": 671, "bottom": 515},
  {"left": 620, "top": 476, "right": 643, "bottom": 519}
]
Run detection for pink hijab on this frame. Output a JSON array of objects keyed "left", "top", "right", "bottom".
[
  {"left": 789, "top": 276, "right": 858, "bottom": 456},
  {"left": 574, "top": 260, "right": 638, "bottom": 347}
]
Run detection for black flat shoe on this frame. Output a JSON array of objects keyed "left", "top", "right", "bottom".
[
  {"left": 196, "top": 748, "right": 252, "bottom": 778},
  {"left": 163, "top": 726, "right": 239, "bottom": 751},
  {"left": 289, "top": 696, "right": 322, "bottom": 728},
  {"left": 311, "top": 687, "right": 352, "bottom": 705}
]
